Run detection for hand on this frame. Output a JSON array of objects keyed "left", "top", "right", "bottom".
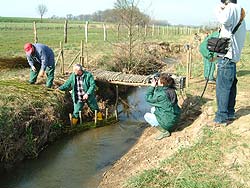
[
  {"left": 209, "top": 57, "right": 217, "bottom": 62},
  {"left": 83, "top": 93, "right": 89, "bottom": 100},
  {"left": 38, "top": 70, "right": 45, "bottom": 77},
  {"left": 31, "top": 66, "right": 36, "bottom": 72},
  {"left": 241, "top": 8, "right": 245, "bottom": 20},
  {"left": 150, "top": 78, "right": 158, "bottom": 87}
]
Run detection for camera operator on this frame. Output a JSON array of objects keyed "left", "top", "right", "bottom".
[{"left": 144, "top": 73, "right": 181, "bottom": 140}]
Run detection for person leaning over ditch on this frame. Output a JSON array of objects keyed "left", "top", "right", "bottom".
[
  {"left": 57, "top": 64, "right": 102, "bottom": 125},
  {"left": 144, "top": 73, "right": 181, "bottom": 140},
  {"left": 199, "top": 30, "right": 220, "bottom": 83},
  {"left": 24, "top": 43, "right": 55, "bottom": 88}
]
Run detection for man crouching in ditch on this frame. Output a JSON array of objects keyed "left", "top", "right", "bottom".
[{"left": 144, "top": 73, "right": 181, "bottom": 140}]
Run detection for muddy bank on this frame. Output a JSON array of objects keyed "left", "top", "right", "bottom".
[
  {"left": 98, "top": 92, "right": 206, "bottom": 187},
  {"left": 0, "top": 57, "right": 29, "bottom": 70}
]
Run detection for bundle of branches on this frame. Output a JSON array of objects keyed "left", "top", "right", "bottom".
[{"left": 108, "top": 42, "right": 168, "bottom": 75}]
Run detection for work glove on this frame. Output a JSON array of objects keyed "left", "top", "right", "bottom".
[
  {"left": 31, "top": 65, "right": 36, "bottom": 72},
  {"left": 38, "top": 70, "right": 45, "bottom": 77}
]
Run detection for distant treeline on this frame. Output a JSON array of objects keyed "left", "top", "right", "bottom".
[{"left": 51, "top": 8, "right": 170, "bottom": 26}]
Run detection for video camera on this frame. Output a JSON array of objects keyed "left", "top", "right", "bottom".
[{"left": 148, "top": 72, "right": 160, "bottom": 84}]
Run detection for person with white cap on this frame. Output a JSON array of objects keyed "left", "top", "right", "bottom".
[
  {"left": 213, "top": 0, "right": 246, "bottom": 126},
  {"left": 24, "top": 43, "right": 55, "bottom": 88},
  {"left": 58, "top": 64, "right": 102, "bottom": 125}
]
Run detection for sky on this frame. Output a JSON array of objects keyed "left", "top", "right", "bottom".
[{"left": 0, "top": 0, "right": 249, "bottom": 29}]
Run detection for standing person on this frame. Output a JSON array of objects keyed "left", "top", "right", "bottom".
[
  {"left": 213, "top": 0, "right": 246, "bottom": 125},
  {"left": 58, "top": 64, "right": 102, "bottom": 125},
  {"left": 24, "top": 43, "right": 55, "bottom": 88},
  {"left": 199, "top": 30, "right": 220, "bottom": 83},
  {"left": 144, "top": 73, "right": 181, "bottom": 140}
]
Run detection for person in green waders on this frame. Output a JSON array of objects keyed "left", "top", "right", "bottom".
[
  {"left": 58, "top": 64, "right": 102, "bottom": 125},
  {"left": 144, "top": 73, "right": 181, "bottom": 140},
  {"left": 24, "top": 43, "right": 55, "bottom": 88},
  {"left": 199, "top": 31, "right": 220, "bottom": 83}
]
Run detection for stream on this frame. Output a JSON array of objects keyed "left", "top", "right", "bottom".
[{"left": 0, "top": 87, "right": 150, "bottom": 188}]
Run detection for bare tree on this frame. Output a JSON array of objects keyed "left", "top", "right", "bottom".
[
  {"left": 37, "top": 4, "right": 48, "bottom": 22},
  {"left": 112, "top": 0, "right": 150, "bottom": 73}
]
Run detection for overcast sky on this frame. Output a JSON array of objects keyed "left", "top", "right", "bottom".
[{"left": 0, "top": 0, "right": 249, "bottom": 29}]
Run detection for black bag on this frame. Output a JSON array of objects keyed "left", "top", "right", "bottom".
[{"left": 207, "top": 37, "right": 230, "bottom": 54}]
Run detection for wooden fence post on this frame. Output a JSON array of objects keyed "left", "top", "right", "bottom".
[
  {"left": 105, "top": 108, "right": 108, "bottom": 119},
  {"left": 189, "top": 48, "right": 192, "bottom": 79},
  {"left": 186, "top": 45, "right": 191, "bottom": 88},
  {"left": 33, "top": 21, "right": 38, "bottom": 43},
  {"left": 80, "top": 40, "right": 84, "bottom": 66},
  {"left": 67, "top": 51, "right": 80, "bottom": 69},
  {"left": 144, "top": 25, "right": 147, "bottom": 37},
  {"left": 115, "top": 85, "right": 119, "bottom": 120},
  {"left": 103, "top": 23, "right": 107, "bottom": 41},
  {"left": 152, "top": 24, "right": 155, "bottom": 36},
  {"left": 94, "top": 110, "right": 97, "bottom": 125},
  {"left": 60, "top": 41, "right": 64, "bottom": 74},
  {"left": 85, "top": 21, "right": 88, "bottom": 43},
  {"left": 117, "top": 24, "right": 120, "bottom": 40},
  {"left": 64, "top": 20, "right": 68, "bottom": 43}
]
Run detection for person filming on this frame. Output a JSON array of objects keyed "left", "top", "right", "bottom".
[{"left": 144, "top": 73, "right": 181, "bottom": 140}]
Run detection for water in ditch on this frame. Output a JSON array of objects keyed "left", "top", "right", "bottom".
[{"left": 0, "top": 87, "right": 150, "bottom": 188}]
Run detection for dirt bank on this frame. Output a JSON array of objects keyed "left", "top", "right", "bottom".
[{"left": 99, "top": 78, "right": 250, "bottom": 187}]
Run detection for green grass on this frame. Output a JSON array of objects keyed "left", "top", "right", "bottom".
[
  {"left": 0, "top": 79, "right": 66, "bottom": 162},
  {"left": 0, "top": 17, "right": 200, "bottom": 63},
  {"left": 124, "top": 31, "right": 250, "bottom": 188},
  {"left": 126, "top": 128, "right": 243, "bottom": 188}
]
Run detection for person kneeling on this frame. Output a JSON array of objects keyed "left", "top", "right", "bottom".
[{"left": 144, "top": 73, "right": 181, "bottom": 140}]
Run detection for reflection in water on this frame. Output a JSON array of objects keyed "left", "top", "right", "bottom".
[{"left": 0, "top": 87, "right": 150, "bottom": 188}]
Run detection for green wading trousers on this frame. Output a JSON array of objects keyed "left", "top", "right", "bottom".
[
  {"left": 29, "top": 64, "right": 55, "bottom": 88},
  {"left": 73, "top": 96, "right": 99, "bottom": 118}
]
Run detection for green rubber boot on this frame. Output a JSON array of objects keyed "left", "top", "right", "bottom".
[
  {"left": 155, "top": 131, "right": 171, "bottom": 140},
  {"left": 156, "top": 126, "right": 167, "bottom": 133}
]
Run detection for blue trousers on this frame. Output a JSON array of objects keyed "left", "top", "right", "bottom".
[{"left": 214, "top": 58, "right": 237, "bottom": 123}]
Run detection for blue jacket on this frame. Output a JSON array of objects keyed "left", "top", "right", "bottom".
[{"left": 26, "top": 43, "right": 55, "bottom": 71}]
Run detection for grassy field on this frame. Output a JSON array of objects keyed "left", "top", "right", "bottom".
[{"left": 0, "top": 17, "right": 201, "bottom": 72}]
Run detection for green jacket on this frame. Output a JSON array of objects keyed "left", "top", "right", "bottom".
[
  {"left": 199, "top": 31, "right": 220, "bottom": 60},
  {"left": 145, "top": 86, "right": 181, "bottom": 131},
  {"left": 59, "top": 70, "right": 96, "bottom": 104}
]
